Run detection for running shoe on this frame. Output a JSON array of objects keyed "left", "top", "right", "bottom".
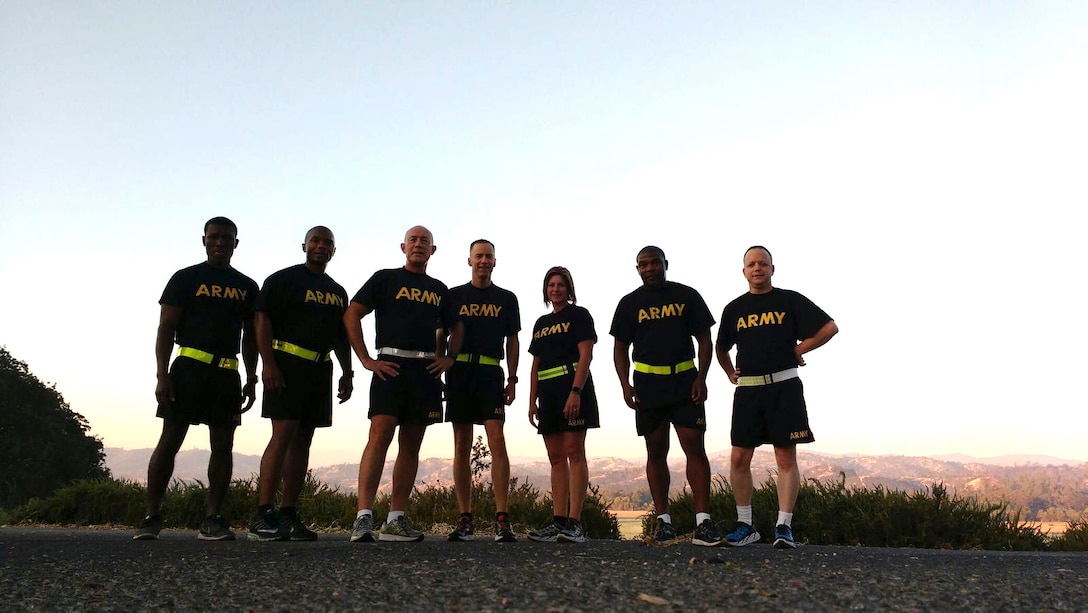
[
  {"left": 280, "top": 509, "right": 318, "bottom": 541},
  {"left": 248, "top": 508, "right": 289, "bottom": 541},
  {"left": 724, "top": 521, "right": 761, "bottom": 547},
  {"left": 527, "top": 520, "right": 563, "bottom": 543},
  {"left": 197, "top": 515, "right": 236, "bottom": 541},
  {"left": 448, "top": 515, "right": 475, "bottom": 541},
  {"left": 557, "top": 520, "right": 586, "bottom": 543},
  {"left": 494, "top": 514, "right": 517, "bottom": 543},
  {"left": 652, "top": 518, "right": 678, "bottom": 543},
  {"left": 378, "top": 515, "right": 425, "bottom": 542},
  {"left": 692, "top": 518, "right": 723, "bottom": 547},
  {"left": 349, "top": 514, "right": 376, "bottom": 543},
  {"left": 773, "top": 524, "right": 797, "bottom": 549},
  {"left": 133, "top": 514, "right": 162, "bottom": 541}
]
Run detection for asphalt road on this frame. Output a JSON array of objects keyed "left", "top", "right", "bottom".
[{"left": 1, "top": 527, "right": 1086, "bottom": 611}]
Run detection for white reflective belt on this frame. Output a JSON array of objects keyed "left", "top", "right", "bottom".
[
  {"left": 377, "top": 347, "right": 437, "bottom": 359},
  {"left": 736, "top": 368, "right": 799, "bottom": 387}
]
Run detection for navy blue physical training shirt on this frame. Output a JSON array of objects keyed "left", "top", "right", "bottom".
[
  {"left": 351, "top": 267, "right": 457, "bottom": 352},
  {"left": 160, "top": 262, "right": 258, "bottom": 356},
  {"left": 717, "top": 288, "right": 832, "bottom": 375},
  {"left": 255, "top": 264, "right": 348, "bottom": 354}
]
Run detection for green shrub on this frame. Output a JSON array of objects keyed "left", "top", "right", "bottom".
[
  {"left": 12, "top": 479, "right": 144, "bottom": 525},
  {"left": 640, "top": 472, "right": 1056, "bottom": 550},
  {"left": 1049, "top": 520, "right": 1088, "bottom": 551},
  {"left": 13, "top": 470, "right": 1072, "bottom": 550},
  {"left": 7, "top": 472, "right": 620, "bottom": 539}
]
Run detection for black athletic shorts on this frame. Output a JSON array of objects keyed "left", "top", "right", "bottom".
[
  {"left": 635, "top": 398, "right": 706, "bottom": 437},
  {"left": 261, "top": 353, "right": 334, "bottom": 428},
  {"left": 158, "top": 356, "right": 242, "bottom": 428},
  {"left": 730, "top": 377, "right": 814, "bottom": 448},
  {"left": 369, "top": 356, "right": 443, "bottom": 425},
  {"left": 535, "top": 375, "right": 600, "bottom": 436},
  {"left": 445, "top": 361, "right": 506, "bottom": 424}
]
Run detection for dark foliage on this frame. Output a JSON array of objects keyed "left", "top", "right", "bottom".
[{"left": 0, "top": 346, "right": 110, "bottom": 508}]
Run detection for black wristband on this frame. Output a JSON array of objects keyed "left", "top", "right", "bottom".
[
  {"left": 570, "top": 386, "right": 582, "bottom": 395},
  {"left": 508, "top": 375, "right": 519, "bottom": 384}
]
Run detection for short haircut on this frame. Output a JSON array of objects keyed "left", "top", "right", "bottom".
[
  {"left": 542, "top": 266, "right": 577, "bottom": 305},
  {"left": 306, "top": 225, "right": 334, "bottom": 241},
  {"left": 204, "top": 216, "right": 238, "bottom": 235},
  {"left": 744, "top": 245, "right": 773, "bottom": 264},
  {"left": 637, "top": 245, "right": 666, "bottom": 262},
  {"left": 469, "top": 238, "right": 495, "bottom": 252}
]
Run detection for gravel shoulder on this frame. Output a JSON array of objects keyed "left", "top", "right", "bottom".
[{"left": 2, "top": 527, "right": 1086, "bottom": 611}]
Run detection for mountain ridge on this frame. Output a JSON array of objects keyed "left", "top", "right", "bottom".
[{"left": 103, "top": 447, "right": 1087, "bottom": 522}]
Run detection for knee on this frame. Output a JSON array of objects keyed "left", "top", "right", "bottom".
[
  {"left": 367, "top": 421, "right": 397, "bottom": 448},
  {"left": 730, "top": 448, "right": 754, "bottom": 472}
]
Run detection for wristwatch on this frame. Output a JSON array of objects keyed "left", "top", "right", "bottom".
[
  {"left": 507, "top": 375, "right": 519, "bottom": 384},
  {"left": 570, "top": 386, "right": 582, "bottom": 395}
]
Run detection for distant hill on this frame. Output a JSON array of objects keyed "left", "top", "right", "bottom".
[{"left": 104, "top": 448, "right": 1087, "bottom": 522}]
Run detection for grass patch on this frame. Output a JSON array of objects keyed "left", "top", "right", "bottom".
[
  {"left": 7, "top": 472, "right": 620, "bottom": 539},
  {"left": 637, "top": 472, "right": 1076, "bottom": 551}
]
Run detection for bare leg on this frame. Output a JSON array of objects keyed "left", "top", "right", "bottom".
[
  {"left": 145, "top": 420, "right": 189, "bottom": 515},
  {"left": 257, "top": 419, "right": 300, "bottom": 506},
  {"left": 542, "top": 433, "right": 569, "bottom": 517},
  {"left": 773, "top": 445, "right": 800, "bottom": 513},
  {"left": 565, "top": 431, "right": 589, "bottom": 522},
  {"left": 484, "top": 420, "right": 510, "bottom": 512},
  {"left": 451, "top": 423, "right": 473, "bottom": 513},
  {"left": 206, "top": 425, "right": 236, "bottom": 516},
  {"left": 675, "top": 425, "right": 711, "bottom": 514},
  {"left": 643, "top": 422, "right": 671, "bottom": 515},
  {"left": 390, "top": 423, "right": 427, "bottom": 511},
  {"left": 730, "top": 446, "right": 756, "bottom": 507},
  {"left": 357, "top": 416, "right": 397, "bottom": 510},
  {"left": 280, "top": 425, "right": 316, "bottom": 508}
]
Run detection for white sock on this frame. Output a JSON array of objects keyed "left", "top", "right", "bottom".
[
  {"left": 695, "top": 513, "right": 711, "bottom": 525},
  {"left": 777, "top": 511, "right": 793, "bottom": 527},
  {"left": 737, "top": 505, "right": 753, "bottom": 525},
  {"left": 657, "top": 513, "right": 672, "bottom": 524},
  {"left": 356, "top": 509, "right": 372, "bottom": 520},
  {"left": 387, "top": 510, "right": 405, "bottom": 522}
]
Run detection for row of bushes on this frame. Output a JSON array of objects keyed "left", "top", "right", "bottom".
[
  {"left": 651, "top": 474, "right": 1088, "bottom": 551},
  {"left": 5, "top": 472, "right": 1086, "bottom": 550},
  {"left": 4, "top": 474, "right": 621, "bottom": 540}
]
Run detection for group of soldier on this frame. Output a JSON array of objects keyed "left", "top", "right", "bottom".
[{"left": 134, "top": 217, "right": 837, "bottom": 549}]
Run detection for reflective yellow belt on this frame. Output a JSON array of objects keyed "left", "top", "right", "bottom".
[
  {"left": 456, "top": 353, "right": 501, "bottom": 366},
  {"left": 537, "top": 362, "right": 577, "bottom": 381},
  {"left": 178, "top": 346, "right": 238, "bottom": 370},
  {"left": 634, "top": 359, "right": 696, "bottom": 375},
  {"left": 273, "top": 339, "right": 331, "bottom": 363}
]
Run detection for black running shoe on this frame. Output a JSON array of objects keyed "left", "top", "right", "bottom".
[
  {"left": 197, "top": 515, "right": 236, "bottom": 541},
  {"left": 448, "top": 515, "right": 475, "bottom": 541},
  {"left": 652, "top": 518, "right": 678, "bottom": 543},
  {"left": 133, "top": 515, "right": 162, "bottom": 541},
  {"left": 248, "top": 508, "right": 289, "bottom": 541},
  {"left": 494, "top": 514, "right": 517, "bottom": 543},
  {"left": 280, "top": 509, "right": 318, "bottom": 541},
  {"left": 692, "top": 518, "right": 723, "bottom": 547}
]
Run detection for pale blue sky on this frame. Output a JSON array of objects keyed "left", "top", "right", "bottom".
[{"left": 2, "top": 1, "right": 1085, "bottom": 467}]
